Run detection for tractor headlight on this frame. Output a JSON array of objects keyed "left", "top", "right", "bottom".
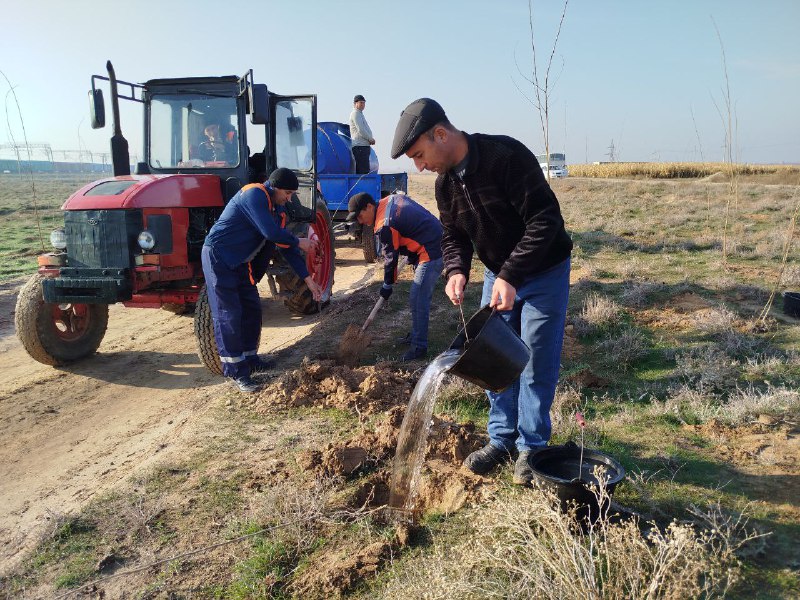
[
  {"left": 50, "top": 229, "right": 67, "bottom": 250},
  {"left": 137, "top": 230, "right": 156, "bottom": 251}
]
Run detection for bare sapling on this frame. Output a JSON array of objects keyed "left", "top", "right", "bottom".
[
  {"left": 514, "top": 0, "right": 569, "bottom": 182},
  {"left": 575, "top": 410, "right": 585, "bottom": 480},
  {"left": 759, "top": 187, "right": 800, "bottom": 322},
  {"left": 1, "top": 69, "right": 45, "bottom": 250},
  {"left": 711, "top": 18, "right": 740, "bottom": 264}
]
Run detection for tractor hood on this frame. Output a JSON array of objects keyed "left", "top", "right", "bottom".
[{"left": 62, "top": 174, "right": 224, "bottom": 210}]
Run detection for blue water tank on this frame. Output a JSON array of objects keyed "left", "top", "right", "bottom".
[{"left": 317, "top": 122, "right": 353, "bottom": 174}]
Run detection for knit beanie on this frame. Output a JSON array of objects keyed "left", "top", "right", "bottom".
[{"left": 268, "top": 168, "right": 299, "bottom": 191}]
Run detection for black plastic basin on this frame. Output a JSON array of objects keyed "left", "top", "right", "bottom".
[
  {"left": 783, "top": 291, "right": 800, "bottom": 318},
  {"left": 447, "top": 305, "right": 531, "bottom": 392},
  {"left": 529, "top": 441, "right": 626, "bottom": 521}
]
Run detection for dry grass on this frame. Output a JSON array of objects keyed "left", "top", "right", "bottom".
[
  {"left": 648, "top": 385, "right": 800, "bottom": 426},
  {"left": 596, "top": 328, "right": 649, "bottom": 372},
  {"left": 378, "top": 485, "right": 754, "bottom": 600},
  {"left": 574, "top": 293, "right": 623, "bottom": 336},
  {"left": 568, "top": 162, "right": 800, "bottom": 182}
]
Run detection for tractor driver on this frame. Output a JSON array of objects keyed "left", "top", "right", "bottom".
[
  {"left": 198, "top": 122, "right": 237, "bottom": 164},
  {"left": 347, "top": 191, "right": 443, "bottom": 361},
  {"left": 201, "top": 168, "right": 322, "bottom": 393}
]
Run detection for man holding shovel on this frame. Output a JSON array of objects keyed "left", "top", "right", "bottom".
[
  {"left": 347, "top": 192, "right": 443, "bottom": 361},
  {"left": 391, "top": 98, "right": 572, "bottom": 485}
]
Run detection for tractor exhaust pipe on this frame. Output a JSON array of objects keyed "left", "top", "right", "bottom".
[{"left": 106, "top": 61, "right": 130, "bottom": 176}]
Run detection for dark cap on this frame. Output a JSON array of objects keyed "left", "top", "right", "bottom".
[
  {"left": 346, "top": 192, "right": 376, "bottom": 222},
  {"left": 268, "top": 167, "right": 298, "bottom": 191},
  {"left": 390, "top": 98, "right": 447, "bottom": 159},
  {"left": 353, "top": 94, "right": 366, "bottom": 103}
]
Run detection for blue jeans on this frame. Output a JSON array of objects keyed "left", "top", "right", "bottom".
[
  {"left": 481, "top": 259, "right": 570, "bottom": 451},
  {"left": 409, "top": 256, "right": 443, "bottom": 351}
]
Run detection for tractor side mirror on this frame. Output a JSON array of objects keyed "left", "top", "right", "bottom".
[
  {"left": 249, "top": 84, "right": 268, "bottom": 124},
  {"left": 89, "top": 89, "right": 105, "bottom": 129}
]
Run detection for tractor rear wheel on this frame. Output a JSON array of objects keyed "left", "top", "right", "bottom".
[
  {"left": 15, "top": 274, "right": 109, "bottom": 366},
  {"left": 361, "top": 223, "right": 379, "bottom": 263},
  {"left": 277, "top": 202, "right": 336, "bottom": 315},
  {"left": 194, "top": 285, "right": 223, "bottom": 376}
]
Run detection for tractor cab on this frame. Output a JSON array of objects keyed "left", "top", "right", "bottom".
[{"left": 90, "top": 66, "right": 318, "bottom": 218}]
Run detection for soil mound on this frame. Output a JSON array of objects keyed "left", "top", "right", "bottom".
[{"left": 246, "top": 359, "right": 415, "bottom": 415}]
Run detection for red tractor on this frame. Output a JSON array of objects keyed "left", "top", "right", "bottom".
[{"left": 14, "top": 62, "right": 335, "bottom": 375}]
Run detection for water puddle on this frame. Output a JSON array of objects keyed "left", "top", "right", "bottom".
[{"left": 388, "top": 349, "right": 461, "bottom": 512}]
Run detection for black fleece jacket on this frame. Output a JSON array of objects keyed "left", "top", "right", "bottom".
[{"left": 435, "top": 133, "right": 572, "bottom": 288}]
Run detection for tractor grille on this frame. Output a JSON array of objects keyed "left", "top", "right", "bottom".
[{"left": 64, "top": 210, "right": 143, "bottom": 270}]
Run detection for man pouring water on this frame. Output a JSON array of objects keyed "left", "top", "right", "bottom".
[{"left": 391, "top": 98, "right": 572, "bottom": 485}]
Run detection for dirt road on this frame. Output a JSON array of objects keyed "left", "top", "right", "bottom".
[{"left": 0, "top": 244, "right": 377, "bottom": 575}]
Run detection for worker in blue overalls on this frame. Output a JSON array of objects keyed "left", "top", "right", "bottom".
[
  {"left": 347, "top": 191, "right": 443, "bottom": 361},
  {"left": 201, "top": 168, "right": 322, "bottom": 392}
]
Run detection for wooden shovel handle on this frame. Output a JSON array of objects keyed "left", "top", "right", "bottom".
[{"left": 361, "top": 297, "right": 385, "bottom": 332}]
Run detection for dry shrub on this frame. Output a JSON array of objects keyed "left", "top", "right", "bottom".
[
  {"left": 744, "top": 351, "right": 800, "bottom": 381},
  {"left": 781, "top": 265, "right": 800, "bottom": 287},
  {"left": 596, "top": 328, "right": 649, "bottom": 371},
  {"left": 719, "top": 387, "right": 800, "bottom": 424},
  {"left": 650, "top": 385, "right": 799, "bottom": 426},
  {"left": 674, "top": 346, "right": 740, "bottom": 394},
  {"left": 618, "top": 257, "right": 644, "bottom": 279},
  {"left": 378, "top": 486, "right": 748, "bottom": 599},
  {"left": 621, "top": 280, "right": 665, "bottom": 307},
  {"left": 692, "top": 306, "right": 738, "bottom": 333},
  {"left": 550, "top": 384, "right": 584, "bottom": 436},
  {"left": 574, "top": 293, "right": 622, "bottom": 336}
]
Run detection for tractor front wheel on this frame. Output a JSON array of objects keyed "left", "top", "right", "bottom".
[
  {"left": 15, "top": 274, "right": 109, "bottom": 366},
  {"left": 277, "top": 202, "right": 336, "bottom": 315},
  {"left": 194, "top": 286, "right": 223, "bottom": 376}
]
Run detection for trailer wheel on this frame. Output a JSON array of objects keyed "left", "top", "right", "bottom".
[
  {"left": 194, "top": 286, "right": 223, "bottom": 376},
  {"left": 15, "top": 274, "right": 109, "bottom": 366},
  {"left": 277, "top": 202, "right": 336, "bottom": 315},
  {"left": 361, "top": 223, "right": 379, "bottom": 263}
]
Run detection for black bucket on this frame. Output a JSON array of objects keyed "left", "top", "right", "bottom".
[
  {"left": 447, "top": 305, "right": 531, "bottom": 392},
  {"left": 529, "top": 441, "right": 625, "bottom": 521},
  {"left": 783, "top": 291, "right": 800, "bottom": 318}
]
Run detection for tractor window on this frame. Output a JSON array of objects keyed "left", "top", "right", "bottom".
[
  {"left": 275, "top": 99, "right": 313, "bottom": 172},
  {"left": 149, "top": 95, "right": 239, "bottom": 169}
]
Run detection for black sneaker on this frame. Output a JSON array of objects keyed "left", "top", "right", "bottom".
[
  {"left": 395, "top": 332, "right": 412, "bottom": 346},
  {"left": 233, "top": 375, "right": 260, "bottom": 393},
  {"left": 401, "top": 346, "right": 428, "bottom": 362},
  {"left": 513, "top": 450, "right": 534, "bottom": 485},
  {"left": 249, "top": 356, "right": 275, "bottom": 373},
  {"left": 463, "top": 443, "right": 518, "bottom": 476}
]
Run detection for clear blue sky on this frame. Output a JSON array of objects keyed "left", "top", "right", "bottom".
[{"left": 1, "top": 0, "right": 798, "bottom": 171}]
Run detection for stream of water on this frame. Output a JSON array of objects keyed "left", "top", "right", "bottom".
[{"left": 388, "top": 349, "right": 462, "bottom": 512}]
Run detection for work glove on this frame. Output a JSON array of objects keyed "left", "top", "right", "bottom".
[{"left": 380, "top": 284, "right": 393, "bottom": 301}]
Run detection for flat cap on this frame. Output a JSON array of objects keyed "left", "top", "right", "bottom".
[
  {"left": 346, "top": 192, "right": 376, "bottom": 222},
  {"left": 390, "top": 98, "right": 447, "bottom": 159}
]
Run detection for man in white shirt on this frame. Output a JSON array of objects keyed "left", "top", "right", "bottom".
[{"left": 349, "top": 94, "right": 375, "bottom": 174}]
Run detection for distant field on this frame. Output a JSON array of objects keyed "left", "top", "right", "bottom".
[
  {"left": 568, "top": 161, "right": 800, "bottom": 184},
  {"left": 0, "top": 174, "right": 98, "bottom": 281}
]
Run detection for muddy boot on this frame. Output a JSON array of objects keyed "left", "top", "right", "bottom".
[
  {"left": 463, "top": 443, "right": 517, "bottom": 476},
  {"left": 513, "top": 450, "right": 534, "bottom": 486},
  {"left": 233, "top": 375, "right": 260, "bottom": 393},
  {"left": 395, "top": 332, "right": 412, "bottom": 346},
  {"left": 401, "top": 346, "right": 428, "bottom": 362}
]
